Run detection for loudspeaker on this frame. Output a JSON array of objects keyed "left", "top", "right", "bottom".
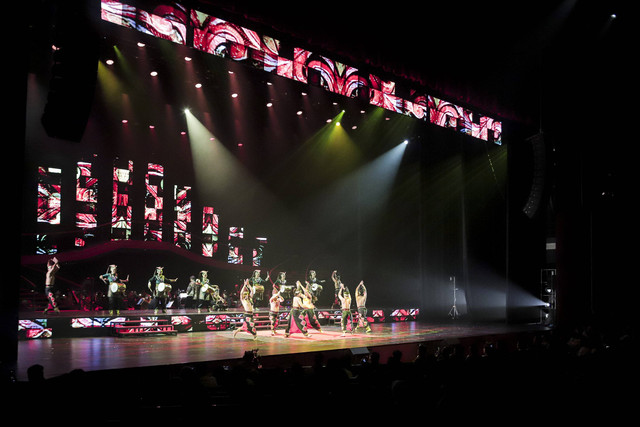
[
  {"left": 41, "top": 0, "right": 99, "bottom": 142},
  {"left": 523, "top": 132, "right": 546, "bottom": 218}
]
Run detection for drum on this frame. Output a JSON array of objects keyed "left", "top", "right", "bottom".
[
  {"left": 110, "top": 282, "right": 126, "bottom": 294},
  {"left": 157, "top": 282, "right": 171, "bottom": 294},
  {"left": 253, "top": 283, "right": 264, "bottom": 300},
  {"left": 202, "top": 283, "right": 214, "bottom": 294}
]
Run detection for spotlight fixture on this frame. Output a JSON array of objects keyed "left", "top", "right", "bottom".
[
  {"left": 296, "top": 110, "right": 303, "bottom": 115},
  {"left": 121, "top": 119, "right": 128, "bottom": 124},
  {"left": 184, "top": 56, "right": 192, "bottom": 61},
  {"left": 150, "top": 71, "right": 158, "bottom": 77},
  {"left": 137, "top": 42, "right": 145, "bottom": 47},
  {"left": 266, "top": 102, "right": 273, "bottom": 107},
  {"left": 231, "top": 93, "right": 238, "bottom": 98},
  {"left": 195, "top": 83, "right": 202, "bottom": 88},
  {"left": 105, "top": 59, "right": 114, "bottom": 65}
]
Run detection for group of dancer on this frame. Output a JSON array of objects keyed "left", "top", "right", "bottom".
[
  {"left": 40, "top": 258, "right": 373, "bottom": 338},
  {"left": 233, "top": 269, "right": 372, "bottom": 340}
]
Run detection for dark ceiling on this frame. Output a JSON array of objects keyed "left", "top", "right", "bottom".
[{"left": 192, "top": 0, "right": 631, "bottom": 130}]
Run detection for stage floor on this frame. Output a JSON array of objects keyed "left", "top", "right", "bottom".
[{"left": 15, "top": 311, "right": 548, "bottom": 382}]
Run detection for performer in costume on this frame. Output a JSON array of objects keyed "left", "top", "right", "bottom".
[
  {"left": 338, "top": 283, "right": 353, "bottom": 336},
  {"left": 43, "top": 257, "right": 61, "bottom": 314},
  {"left": 354, "top": 281, "right": 372, "bottom": 333},
  {"left": 284, "top": 283, "right": 309, "bottom": 338},
  {"left": 234, "top": 279, "right": 257, "bottom": 339},
  {"left": 305, "top": 270, "right": 324, "bottom": 310},
  {"left": 249, "top": 269, "right": 270, "bottom": 307},
  {"left": 100, "top": 264, "right": 128, "bottom": 315},
  {"left": 299, "top": 281, "right": 323, "bottom": 333},
  {"left": 185, "top": 275, "right": 198, "bottom": 309},
  {"left": 268, "top": 290, "right": 284, "bottom": 336},
  {"left": 331, "top": 270, "right": 342, "bottom": 309},
  {"left": 273, "top": 271, "right": 290, "bottom": 299},
  {"left": 148, "top": 266, "right": 177, "bottom": 314},
  {"left": 196, "top": 270, "right": 213, "bottom": 312}
]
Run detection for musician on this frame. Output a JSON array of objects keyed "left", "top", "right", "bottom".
[
  {"left": 196, "top": 270, "right": 218, "bottom": 312},
  {"left": 234, "top": 279, "right": 257, "bottom": 339},
  {"left": 338, "top": 283, "right": 353, "bottom": 336},
  {"left": 100, "top": 264, "right": 129, "bottom": 315},
  {"left": 354, "top": 281, "right": 372, "bottom": 334},
  {"left": 249, "top": 269, "right": 269, "bottom": 307},
  {"left": 299, "top": 281, "right": 323, "bottom": 333},
  {"left": 148, "top": 266, "right": 177, "bottom": 314},
  {"left": 284, "top": 282, "right": 309, "bottom": 338},
  {"left": 274, "top": 271, "right": 291, "bottom": 303},
  {"left": 43, "top": 257, "right": 61, "bottom": 314},
  {"left": 305, "top": 270, "right": 324, "bottom": 316},
  {"left": 268, "top": 290, "right": 284, "bottom": 336}
]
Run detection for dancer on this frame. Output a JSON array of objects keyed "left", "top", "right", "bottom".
[
  {"left": 249, "top": 269, "right": 270, "bottom": 307},
  {"left": 100, "top": 264, "right": 128, "bottom": 315},
  {"left": 234, "top": 279, "right": 257, "bottom": 339},
  {"left": 43, "top": 257, "right": 61, "bottom": 314},
  {"left": 268, "top": 290, "right": 284, "bottom": 336},
  {"left": 354, "top": 281, "right": 372, "bottom": 334},
  {"left": 148, "top": 266, "right": 177, "bottom": 314},
  {"left": 299, "top": 281, "right": 323, "bottom": 332},
  {"left": 338, "top": 283, "right": 353, "bottom": 336},
  {"left": 331, "top": 270, "right": 342, "bottom": 309},
  {"left": 284, "top": 283, "right": 309, "bottom": 338}
]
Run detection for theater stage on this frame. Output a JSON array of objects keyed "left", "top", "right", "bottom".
[{"left": 15, "top": 307, "right": 548, "bottom": 382}]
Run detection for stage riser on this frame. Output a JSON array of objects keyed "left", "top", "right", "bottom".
[{"left": 18, "top": 308, "right": 420, "bottom": 340}]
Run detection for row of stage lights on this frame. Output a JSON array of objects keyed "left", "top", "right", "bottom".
[{"left": 106, "top": 42, "right": 404, "bottom": 146}]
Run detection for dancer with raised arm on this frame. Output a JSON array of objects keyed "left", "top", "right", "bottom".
[
  {"left": 354, "top": 281, "right": 372, "bottom": 334},
  {"left": 338, "top": 283, "right": 353, "bottom": 337},
  {"left": 234, "top": 279, "right": 257, "bottom": 340},
  {"left": 300, "top": 281, "right": 323, "bottom": 333},
  {"left": 331, "top": 270, "right": 342, "bottom": 309},
  {"left": 43, "top": 257, "right": 61, "bottom": 314},
  {"left": 284, "top": 282, "right": 309, "bottom": 338},
  {"left": 268, "top": 290, "right": 284, "bottom": 336}
]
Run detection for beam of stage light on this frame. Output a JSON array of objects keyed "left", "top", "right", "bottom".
[
  {"left": 184, "top": 109, "right": 302, "bottom": 233},
  {"left": 299, "top": 139, "right": 409, "bottom": 236}
]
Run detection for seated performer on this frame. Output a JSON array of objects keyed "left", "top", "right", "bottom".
[
  {"left": 338, "top": 283, "right": 353, "bottom": 337},
  {"left": 284, "top": 283, "right": 309, "bottom": 338},
  {"left": 234, "top": 279, "right": 257, "bottom": 340},
  {"left": 100, "top": 264, "right": 128, "bottom": 315},
  {"left": 299, "top": 281, "right": 323, "bottom": 333},
  {"left": 268, "top": 290, "right": 284, "bottom": 336},
  {"left": 43, "top": 257, "right": 61, "bottom": 314},
  {"left": 354, "top": 281, "right": 372, "bottom": 333},
  {"left": 148, "top": 266, "right": 177, "bottom": 314}
]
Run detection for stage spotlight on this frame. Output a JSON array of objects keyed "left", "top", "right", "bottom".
[
  {"left": 267, "top": 102, "right": 273, "bottom": 107},
  {"left": 121, "top": 119, "right": 128, "bottom": 124},
  {"left": 296, "top": 110, "right": 303, "bottom": 115},
  {"left": 137, "top": 42, "right": 145, "bottom": 47},
  {"left": 105, "top": 59, "right": 114, "bottom": 65},
  {"left": 184, "top": 56, "right": 192, "bottom": 61},
  {"left": 403, "top": 139, "right": 409, "bottom": 145},
  {"left": 150, "top": 71, "right": 158, "bottom": 77},
  {"left": 231, "top": 93, "right": 238, "bottom": 98}
]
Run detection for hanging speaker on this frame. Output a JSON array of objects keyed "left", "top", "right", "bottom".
[
  {"left": 522, "top": 132, "right": 546, "bottom": 219},
  {"left": 41, "top": 0, "right": 99, "bottom": 142}
]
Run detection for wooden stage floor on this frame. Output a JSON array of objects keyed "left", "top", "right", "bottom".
[{"left": 15, "top": 309, "right": 548, "bottom": 382}]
